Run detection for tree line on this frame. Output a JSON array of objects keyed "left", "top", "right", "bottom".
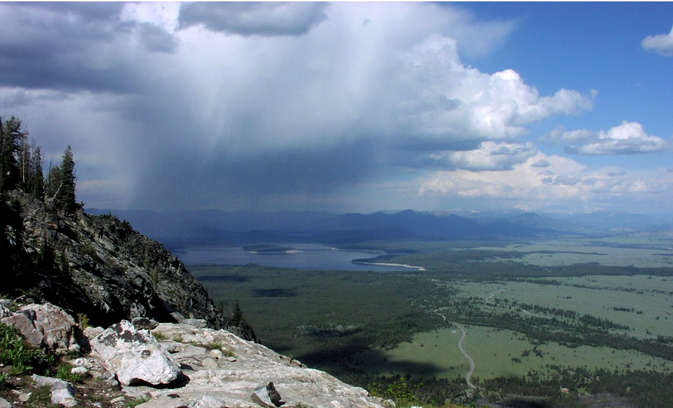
[{"left": 0, "top": 115, "right": 79, "bottom": 214}]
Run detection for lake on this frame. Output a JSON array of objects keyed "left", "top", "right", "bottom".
[{"left": 176, "top": 243, "right": 413, "bottom": 271}]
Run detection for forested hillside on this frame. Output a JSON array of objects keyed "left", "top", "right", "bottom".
[{"left": 0, "top": 115, "right": 254, "bottom": 338}]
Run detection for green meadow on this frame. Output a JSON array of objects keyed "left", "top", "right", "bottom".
[
  {"left": 189, "top": 235, "right": 673, "bottom": 407},
  {"left": 474, "top": 238, "right": 673, "bottom": 268},
  {"left": 454, "top": 276, "right": 673, "bottom": 337}
]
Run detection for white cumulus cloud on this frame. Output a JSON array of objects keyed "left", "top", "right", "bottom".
[
  {"left": 428, "top": 141, "right": 538, "bottom": 171},
  {"left": 542, "top": 121, "right": 669, "bottom": 155},
  {"left": 417, "top": 153, "right": 673, "bottom": 211},
  {"left": 642, "top": 26, "right": 673, "bottom": 56}
]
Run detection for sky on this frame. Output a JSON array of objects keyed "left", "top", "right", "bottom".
[{"left": 1, "top": 2, "right": 672, "bottom": 214}]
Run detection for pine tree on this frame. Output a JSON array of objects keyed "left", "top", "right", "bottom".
[
  {"left": 54, "top": 146, "right": 77, "bottom": 214},
  {"left": 45, "top": 163, "right": 62, "bottom": 203},
  {"left": 0, "top": 116, "right": 27, "bottom": 192},
  {"left": 31, "top": 146, "right": 44, "bottom": 200}
]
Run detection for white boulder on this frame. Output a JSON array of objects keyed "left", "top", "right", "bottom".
[{"left": 90, "top": 320, "right": 181, "bottom": 386}]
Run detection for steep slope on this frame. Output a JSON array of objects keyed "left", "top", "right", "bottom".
[{"left": 3, "top": 191, "right": 229, "bottom": 331}]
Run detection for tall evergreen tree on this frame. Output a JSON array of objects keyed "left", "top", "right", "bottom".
[
  {"left": 0, "top": 116, "right": 26, "bottom": 192},
  {"left": 54, "top": 146, "right": 77, "bottom": 214},
  {"left": 31, "top": 146, "right": 44, "bottom": 200},
  {"left": 45, "top": 164, "right": 62, "bottom": 202}
]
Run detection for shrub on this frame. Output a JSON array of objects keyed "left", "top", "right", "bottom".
[{"left": 0, "top": 323, "right": 35, "bottom": 374}]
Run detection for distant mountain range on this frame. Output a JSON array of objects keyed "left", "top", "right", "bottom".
[{"left": 86, "top": 208, "right": 673, "bottom": 248}]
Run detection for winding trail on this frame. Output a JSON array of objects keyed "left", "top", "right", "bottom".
[
  {"left": 433, "top": 310, "right": 476, "bottom": 389},
  {"left": 453, "top": 322, "right": 476, "bottom": 389},
  {"left": 484, "top": 289, "right": 506, "bottom": 305}
]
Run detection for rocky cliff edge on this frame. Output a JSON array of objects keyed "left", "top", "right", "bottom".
[
  {"left": 0, "top": 301, "right": 388, "bottom": 408},
  {"left": 3, "top": 190, "right": 254, "bottom": 336}
]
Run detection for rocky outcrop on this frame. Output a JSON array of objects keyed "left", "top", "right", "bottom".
[
  {"left": 1, "top": 304, "right": 387, "bottom": 408},
  {"left": 0, "top": 303, "right": 83, "bottom": 354},
  {"left": 4, "top": 191, "right": 227, "bottom": 330},
  {"left": 89, "top": 320, "right": 181, "bottom": 386},
  {"left": 31, "top": 374, "right": 78, "bottom": 407},
  {"left": 119, "top": 321, "right": 386, "bottom": 408}
]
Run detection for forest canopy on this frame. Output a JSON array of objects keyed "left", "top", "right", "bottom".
[{"left": 0, "top": 114, "right": 80, "bottom": 214}]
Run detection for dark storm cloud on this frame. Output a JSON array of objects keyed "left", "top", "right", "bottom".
[
  {"left": 135, "top": 22, "right": 179, "bottom": 53},
  {"left": 127, "top": 124, "right": 382, "bottom": 211},
  {"left": 1, "top": 2, "right": 608, "bottom": 212},
  {"left": 17, "top": 2, "right": 124, "bottom": 21},
  {"left": 0, "top": 3, "right": 175, "bottom": 93},
  {"left": 179, "top": 2, "right": 328, "bottom": 36}
]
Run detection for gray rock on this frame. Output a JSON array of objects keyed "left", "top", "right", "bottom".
[
  {"left": 84, "top": 325, "right": 105, "bottom": 340},
  {"left": 0, "top": 396, "right": 11, "bottom": 408},
  {"left": 2, "top": 303, "right": 82, "bottom": 353},
  {"left": 251, "top": 382, "right": 284, "bottom": 408},
  {"left": 17, "top": 392, "right": 31, "bottom": 403},
  {"left": 32, "top": 374, "right": 78, "bottom": 407},
  {"left": 190, "top": 395, "right": 228, "bottom": 408},
  {"left": 69, "top": 355, "right": 115, "bottom": 382},
  {"left": 0, "top": 304, "right": 12, "bottom": 319},
  {"left": 128, "top": 322, "right": 387, "bottom": 408},
  {"left": 183, "top": 318, "right": 208, "bottom": 328},
  {"left": 132, "top": 317, "right": 159, "bottom": 330},
  {"left": 71, "top": 366, "right": 88, "bottom": 375},
  {"left": 90, "top": 320, "right": 181, "bottom": 386},
  {"left": 200, "top": 357, "right": 219, "bottom": 369},
  {"left": 136, "top": 395, "right": 190, "bottom": 408}
]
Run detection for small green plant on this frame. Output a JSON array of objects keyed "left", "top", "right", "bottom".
[
  {"left": 126, "top": 396, "right": 151, "bottom": 407},
  {"left": 77, "top": 313, "right": 90, "bottom": 329},
  {"left": 368, "top": 378, "right": 421, "bottom": 406},
  {"left": 0, "top": 323, "right": 35, "bottom": 375},
  {"left": 203, "top": 341, "right": 222, "bottom": 351},
  {"left": 80, "top": 243, "right": 102, "bottom": 263},
  {"left": 222, "top": 349, "right": 235, "bottom": 358},
  {"left": 56, "top": 362, "right": 83, "bottom": 383},
  {"left": 30, "top": 384, "right": 59, "bottom": 407},
  {"left": 152, "top": 332, "right": 167, "bottom": 341},
  {"left": 172, "top": 334, "right": 184, "bottom": 343}
]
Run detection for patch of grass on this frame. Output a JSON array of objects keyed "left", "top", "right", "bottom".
[
  {"left": 126, "top": 396, "right": 150, "bottom": 407},
  {"left": 151, "top": 332, "right": 167, "bottom": 341},
  {"left": 80, "top": 243, "right": 102, "bottom": 264},
  {"left": 202, "top": 341, "right": 222, "bottom": 351},
  {"left": 30, "top": 384, "right": 61, "bottom": 408},
  {"left": 56, "top": 362, "right": 83, "bottom": 383},
  {"left": 190, "top": 341, "right": 235, "bottom": 357}
]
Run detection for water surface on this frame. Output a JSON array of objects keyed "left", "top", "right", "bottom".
[{"left": 178, "top": 243, "right": 409, "bottom": 271}]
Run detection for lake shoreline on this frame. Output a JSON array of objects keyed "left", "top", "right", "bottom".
[{"left": 351, "top": 260, "right": 426, "bottom": 271}]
